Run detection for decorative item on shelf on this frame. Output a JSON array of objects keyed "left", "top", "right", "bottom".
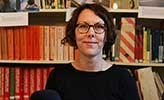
[
  {"left": 18, "top": 0, "right": 39, "bottom": 12},
  {"left": 110, "top": 0, "right": 138, "bottom": 9},
  {"left": 0, "top": 0, "right": 17, "bottom": 12}
]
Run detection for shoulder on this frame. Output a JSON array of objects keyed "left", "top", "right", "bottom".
[
  {"left": 50, "top": 63, "right": 73, "bottom": 75},
  {"left": 109, "top": 64, "right": 134, "bottom": 79}
]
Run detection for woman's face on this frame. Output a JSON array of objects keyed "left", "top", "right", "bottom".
[{"left": 75, "top": 9, "right": 106, "bottom": 57}]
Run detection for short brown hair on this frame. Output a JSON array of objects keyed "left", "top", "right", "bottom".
[{"left": 62, "top": 3, "right": 116, "bottom": 52}]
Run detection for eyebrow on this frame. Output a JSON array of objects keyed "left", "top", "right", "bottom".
[{"left": 77, "top": 21, "right": 105, "bottom": 25}]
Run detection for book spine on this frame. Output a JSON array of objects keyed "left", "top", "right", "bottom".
[
  {"left": 44, "top": 26, "right": 50, "bottom": 60},
  {"left": 36, "top": 67, "right": 43, "bottom": 90},
  {"left": 13, "top": 27, "right": 20, "bottom": 60},
  {"left": 0, "top": 28, "right": 1, "bottom": 59},
  {"left": 119, "top": 17, "right": 136, "bottom": 63},
  {"left": 20, "top": 27, "right": 27, "bottom": 60},
  {"left": 159, "top": 30, "right": 164, "bottom": 62},
  {"left": 10, "top": 67, "right": 15, "bottom": 100},
  {"left": 1, "top": 67, "right": 5, "bottom": 99},
  {"left": 49, "top": 26, "right": 55, "bottom": 60},
  {"left": 29, "top": 68, "right": 36, "bottom": 96},
  {"left": 39, "top": 25, "right": 44, "bottom": 60},
  {"left": 22, "top": 68, "right": 30, "bottom": 100},
  {"left": 0, "top": 67, "right": 3, "bottom": 99},
  {"left": 1, "top": 27, "right": 8, "bottom": 60},
  {"left": 7, "top": 27, "right": 14, "bottom": 60},
  {"left": 4, "top": 67, "right": 10, "bottom": 100},
  {"left": 14, "top": 67, "right": 22, "bottom": 100}
]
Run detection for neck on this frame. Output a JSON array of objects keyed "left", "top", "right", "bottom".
[{"left": 72, "top": 54, "right": 111, "bottom": 72}]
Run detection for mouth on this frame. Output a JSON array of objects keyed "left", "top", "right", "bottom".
[{"left": 83, "top": 41, "right": 98, "bottom": 44}]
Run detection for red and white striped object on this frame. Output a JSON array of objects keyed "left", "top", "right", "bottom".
[{"left": 119, "top": 17, "right": 136, "bottom": 63}]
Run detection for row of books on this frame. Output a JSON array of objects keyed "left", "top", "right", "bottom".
[
  {"left": 0, "top": 25, "right": 74, "bottom": 61},
  {"left": 0, "top": 66, "right": 53, "bottom": 100},
  {"left": 134, "top": 67, "right": 164, "bottom": 100},
  {"left": 109, "top": 17, "right": 164, "bottom": 63},
  {"left": 0, "top": 65, "right": 163, "bottom": 100}
]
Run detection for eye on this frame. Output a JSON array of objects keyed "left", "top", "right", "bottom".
[
  {"left": 94, "top": 24, "right": 105, "bottom": 29},
  {"left": 78, "top": 24, "right": 88, "bottom": 29}
]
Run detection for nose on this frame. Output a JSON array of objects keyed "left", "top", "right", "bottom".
[{"left": 87, "top": 27, "right": 96, "bottom": 38}]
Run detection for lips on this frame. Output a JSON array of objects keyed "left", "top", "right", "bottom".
[{"left": 83, "top": 41, "right": 97, "bottom": 44}]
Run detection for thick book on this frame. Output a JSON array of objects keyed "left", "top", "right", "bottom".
[
  {"left": 14, "top": 67, "right": 22, "bottom": 100},
  {"left": 13, "top": 27, "right": 20, "bottom": 60},
  {"left": 1, "top": 27, "right": 8, "bottom": 60},
  {"left": 22, "top": 68, "right": 30, "bottom": 100},
  {"left": 0, "top": 29, "right": 1, "bottom": 60},
  {"left": 44, "top": 26, "right": 50, "bottom": 60},
  {"left": 119, "top": 17, "right": 136, "bottom": 63},
  {"left": 135, "top": 67, "right": 159, "bottom": 100},
  {"left": 7, "top": 27, "right": 14, "bottom": 60},
  {"left": 20, "top": 26, "right": 27, "bottom": 60},
  {"left": 4, "top": 67, "right": 10, "bottom": 100},
  {"left": 10, "top": 67, "right": 15, "bottom": 100}
]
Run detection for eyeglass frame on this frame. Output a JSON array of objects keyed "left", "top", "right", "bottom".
[{"left": 76, "top": 22, "right": 107, "bottom": 34}]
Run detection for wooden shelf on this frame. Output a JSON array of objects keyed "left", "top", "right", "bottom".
[
  {"left": 0, "top": 60, "right": 164, "bottom": 67},
  {"left": 108, "top": 9, "right": 138, "bottom": 13},
  {"left": 39, "top": 9, "right": 66, "bottom": 12},
  {"left": 0, "top": 60, "right": 72, "bottom": 64},
  {"left": 110, "top": 62, "right": 164, "bottom": 67}
]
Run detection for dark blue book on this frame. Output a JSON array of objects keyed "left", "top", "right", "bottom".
[{"left": 152, "top": 29, "right": 160, "bottom": 63}]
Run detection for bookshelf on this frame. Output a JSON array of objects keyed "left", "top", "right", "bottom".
[{"left": 0, "top": 1, "right": 164, "bottom": 100}]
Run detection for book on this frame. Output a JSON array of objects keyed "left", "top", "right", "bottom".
[
  {"left": 119, "top": 17, "right": 136, "bottom": 63},
  {"left": 22, "top": 68, "right": 30, "bottom": 100},
  {"left": 1, "top": 28, "right": 8, "bottom": 60},
  {"left": 135, "top": 67, "right": 159, "bottom": 100},
  {"left": 10, "top": 67, "right": 15, "bottom": 100},
  {"left": 14, "top": 67, "right": 22, "bottom": 100},
  {"left": 7, "top": 27, "right": 14, "bottom": 60},
  {"left": 0, "top": 29, "right": 1, "bottom": 59},
  {"left": 4, "top": 67, "right": 10, "bottom": 100},
  {"left": 13, "top": 27, "right": 20, "bottom": 60}
]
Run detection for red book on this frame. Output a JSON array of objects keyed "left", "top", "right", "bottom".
[
  {"left": 135, "top": 26, "right": 140, "bottom": 62},
  {"left": 29, "top": 68, "right": 36, "bottom": 96},
  {"left": 14, "top": 67, "right": 22, "bottom": 100},
  {"left": 26, "top": 26, "right": 33, "bottom": 60},
  {"left": 0, "top": 67, "right": 4, "bottom": 99},
  {"left": 139, "top": 26, "right": 143, "bottom": 63},
  {"left": 4, "top": 67, "right": 10, "bottom": 100},
  {"left": 33, "top": 26, "right": 40, "bottom": 60},
  {"left": 42, "top": 68, "right": 49, "bottom": 89},
  {"left": 7, "top": 27, "right": 14, "bottom": 60},
  {"left": 36, "top": 67, "right": 43, "bottom": 90},
  {"left": 20, "top": 26, "right": 27, "bottom": 60},
  {"left": 1, "top": 27, "right": 8, "bottom": 60},
  {"left": 13, "top": 27, "right": 20, "bottom": 60},
  {"left": 1, "top": 67, "right": 5, "bottom": 99},
  {"left": 22, "top": 68, "right": 30, "bottom": 100},
  {"left": 0, "top": 28, "right": 1, "bottom": 59}
]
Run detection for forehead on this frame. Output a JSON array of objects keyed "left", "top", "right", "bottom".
[{"left": 77, "top": 9, "right": 104, "bottom": 24}]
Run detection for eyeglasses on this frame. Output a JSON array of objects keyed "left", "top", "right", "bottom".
[{"left": 76, "top": 22, "right": 106, "bottom": 34}]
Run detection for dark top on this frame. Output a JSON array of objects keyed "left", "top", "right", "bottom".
[{"left": 46, "top": 63, "right": 140, "bottom": 100}]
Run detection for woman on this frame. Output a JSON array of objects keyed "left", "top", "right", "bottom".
[{"left": 46, "top": 3, "right": 140, "bottom": 100}]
